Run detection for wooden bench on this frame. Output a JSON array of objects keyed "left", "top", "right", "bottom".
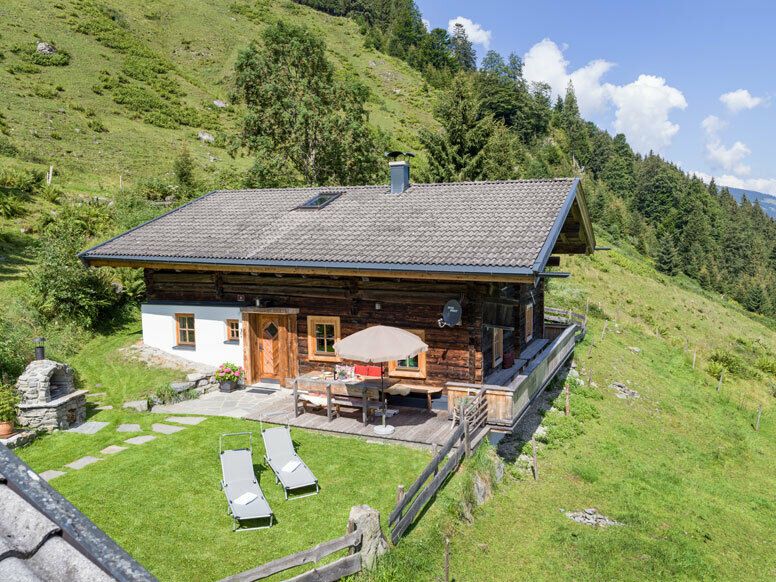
[
  {"left": 388, "top": 384, "right": 443, "bottom": 412},
  {"left": 294, "top": 378, "right": 382, "bottom": 426}
]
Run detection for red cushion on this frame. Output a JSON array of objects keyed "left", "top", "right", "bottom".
[
  {"left": 367, "top": 365, "right": 382, "bottom": 377},
  {"left": 354, "top": 365, "right": 369, "bottom": 376}
]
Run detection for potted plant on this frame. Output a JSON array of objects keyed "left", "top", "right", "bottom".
[
  {"left": 215, "top": 363, "right": 243, "bottom": 393},
  {"left": 0, "top": 384, "right": 20, "bottom": 438}
]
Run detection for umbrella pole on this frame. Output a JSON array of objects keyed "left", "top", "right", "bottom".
[{"left": 381, "top": 363, "right": 386, "bottom": 428}]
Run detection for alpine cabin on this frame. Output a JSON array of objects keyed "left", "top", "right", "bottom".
[{"left": 80, "top": 161, "right": 595, "bottom": 432}]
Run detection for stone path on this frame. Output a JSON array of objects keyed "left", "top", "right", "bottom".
[
  {"left": 40, "top": 470, "right": 65, "bottom": 482},
  {"left": 124, "top": 435, "right": 156, "bottom": 445},
  {"left": 165, "top": 416, "right": 206, "bottom": 425},
  {"left": 152, "top": 423, "right": 184, "bottom": 435},
  {"left": 67, "top": 421, "right": 109, "bottom": 435},
  {"left": 117, "top": 423, "right": 142, "bottom": 433},
  {"left": 66, "top": 456, "right": 102, "bottom": 470},
  {"left": 100, "top": 445, "right": 127, "bottom": 455}
]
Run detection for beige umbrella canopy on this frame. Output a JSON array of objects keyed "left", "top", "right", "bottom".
[{"left": 333, "top": 325, "right": 428, "bottom": 363}]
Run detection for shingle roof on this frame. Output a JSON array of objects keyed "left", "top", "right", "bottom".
[
  {"left": 81, "top": 178, "right": 581, "bottom": 275},
  {"left": 0, "top": 444, "right": 155, "bottom": 582}
]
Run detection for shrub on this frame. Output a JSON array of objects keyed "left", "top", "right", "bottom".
[
  {"left": 0, "top": 384, "right": 20, "bottom": 422},
  {"left": 0, "top": 316, "right": 28, "bottom": 381},
  {"left": 706, "top": 361, "right": 725, "bottom": 379},
  {"left": 708, "top": 349, "right": 746, "bottom": 376},
  {"left": 28, "top": 218, "right": 118, "bottom": 328},
  {"left": 0, "top": 136, "right": 18, "bottom": 157},
  {"left": 755, "top": 356, "right": 776, "bottom": 376},
  {"left": 38, "top": 183, "right": 62, "bottom": 204},
  {"left": 87, "top": 118, "right": 108, "bottom": 132}
]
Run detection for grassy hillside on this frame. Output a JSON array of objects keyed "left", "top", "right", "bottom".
[
  {"left": 364, "top": 241, "right": 776, "bottom": 581},
  {"left": 0, "top": 0, "right": 437, "bottom": 194}
]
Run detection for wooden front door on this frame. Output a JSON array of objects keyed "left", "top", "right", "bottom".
[
  {"left": 257, "top": 314, "right": 283, "bottom": 380},
  {"left": 242, "top": 309, "right": 298, "bottom": 386}
]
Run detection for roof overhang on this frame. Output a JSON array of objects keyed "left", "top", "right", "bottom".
[
  {"left": 81, "top": 255, "right": 537, "bottom": 283},
  {"left": 532, "top": 178, "right": 596, "bottom": 274}
]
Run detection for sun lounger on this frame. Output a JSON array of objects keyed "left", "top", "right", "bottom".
[
  {"left": 262, "top": 426, "right": 319, "bottom": 500},
  {"left": 219, "top": 432, "right": 273, "bottom": 530}
]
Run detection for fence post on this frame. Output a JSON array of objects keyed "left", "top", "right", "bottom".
[
  {"left": 565, "top": 383, "right": 570, "bottom": 417},
  {"left": 717, "top": 370, "right": 724, "bottom": 392},
  {"left": 461, "top": 402, "right": 470, "bottom": 457},
  {"left": 293, "top": 380, "right": 299, "bottom": 417},
  {"left": 444, "top": 537, "right": 450, "bottom": 582},
  {"left": 531, "top": 437, "right": 538, "bottom": 481},
  {"left": 692, "top": 350, "right": 697, "bottom": 369},
  {"left": 431, "top": 443, "right": 439, "bottom": 476},
  {"left": 396, "top": 484, "right": 405, "bottom": 507},
  {"left": 755, "top": 405, "right": 762, "bottom": 432},
  {"left": 600, "top": 321, "right": 608, "bottom": 341}
]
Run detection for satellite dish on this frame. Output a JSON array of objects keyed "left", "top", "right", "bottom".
[{"left": 439, "top": 299, "right": 463, "bottom": 328}]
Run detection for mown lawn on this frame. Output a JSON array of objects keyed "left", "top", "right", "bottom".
[{"left": 18, "top": 414, "right": 429, "bottom": 581}]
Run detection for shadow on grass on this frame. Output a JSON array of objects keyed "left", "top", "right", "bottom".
[{"left": 0, "top": 230, "right": 35, "bottom": 282}]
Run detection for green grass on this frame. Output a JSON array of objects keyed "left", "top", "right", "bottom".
[
  {"left": 0, "top": 0, "right": 437, "bottom": 195},
  {"left": 18, "top": 415, "right": 429, "bottom": 581},
  {"left": 364, "top": 241, "right": 776, "bottom": 581}
]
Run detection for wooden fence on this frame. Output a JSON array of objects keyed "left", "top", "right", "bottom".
[
  {"left": 388, "top": 387, "right": 489, "bottom": 544},
  {"left": 544, "top": 306, "right": 588, "bottom": 341},
  {"left": 221, "top": 528, "right": 362, "bottom": 582}
]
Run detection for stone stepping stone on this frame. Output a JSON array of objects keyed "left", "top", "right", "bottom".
[
  {"left": 152, "top": 423, "right": 185, "bottom": 435},
  {"left": 117, "top": 423, "right": 142, "bottom": 433},
  {"left": 165, "top": 416, "right": 206, "bottom": 426},
  {"left": 40, "top": 470, "right": 65, "bottom": 481},
  {"left": 100, "top": 445, "right": 127, "bottom": 455},
  {"left": 66, "top": 456, "right": 102, "bottom": 470},
  {"left": 123, "top": 400, "right": 148, "bottom": 412},
  {"left": 67, "top": 421, "right": 109, "bottom": 435},
  {"left": 125, "top": 435, "right": 156, "bottom": 445}
]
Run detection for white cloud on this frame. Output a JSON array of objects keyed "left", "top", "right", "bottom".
[
  {"left": 719, "top": 89, "right": 763, "bottom": 113},
  {"left": 522, "top": 39, "right": 687, "bottom": 153},
  {"left": 701, "top": 114, "right": 727, "bottom": 136},
  {"left": 693, "top": 172, "right": 776, "bottom": 196},
  {"left": 606, "top": 75, "right": 687, "bottom": 153},
  {"left": 421, "top": 18, "right": 430, "bottom": 31},
  {"left": 447, "top": 16, "right": 491, "bottom": 48},
  {"left": 523, "top": 39, "right": 613, "bottom": 115},
  {"left": 706, "top": 139, "right": 751, "bottom": 175}
]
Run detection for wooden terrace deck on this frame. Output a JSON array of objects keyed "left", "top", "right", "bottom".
[{"left": 244, "top": 393, "right": 455, "bottom": 447}]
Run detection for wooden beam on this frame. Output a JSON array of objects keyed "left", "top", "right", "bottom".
[{"left": 85, "top": 258, "right": 535, "bottom": 284}]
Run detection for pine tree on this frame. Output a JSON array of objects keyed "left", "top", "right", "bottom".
[
  {"left": 450, "top": 23, "right": 476, "bottom": 70},
  {"left": 656, "top": 233, "right": 680, "bottom": 276}
]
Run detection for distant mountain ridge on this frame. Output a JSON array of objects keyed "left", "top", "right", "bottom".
[{"left": 726, "top": 187, "right": 776, "bottom": 219}]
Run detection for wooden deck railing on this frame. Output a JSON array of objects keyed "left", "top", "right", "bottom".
[
  {"left": 544, "top": 306, "right": 588, "bottom": 341},
  {"left": 388, "top": 387, "right": 489, "bottom": 545}
]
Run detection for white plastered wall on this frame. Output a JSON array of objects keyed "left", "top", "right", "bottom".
[{"left": 140, "top": 303, "right": 243, "bottom": 368}]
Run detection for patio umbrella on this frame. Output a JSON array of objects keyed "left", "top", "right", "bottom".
[
  {"left": 333, "top": 326, "right": 428, "bottom": 435},
  {"left": 333, "top": 325, "right": 428, "bottom": 363}
]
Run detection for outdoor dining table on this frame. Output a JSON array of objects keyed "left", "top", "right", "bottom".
[{"left": 296, "top": 372, "right": 400, "bottom": 425}]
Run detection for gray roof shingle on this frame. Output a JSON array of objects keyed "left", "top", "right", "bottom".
[
  {"left": 82, "top": 179, "right": 580, "bottom": 275},
  {"left": 0, "top": 446, "right": 155, "bottom": 581}
]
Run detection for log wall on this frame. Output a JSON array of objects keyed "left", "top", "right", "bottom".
[{"left": 145, "top": 270, "right": 511, "bottom": 386}]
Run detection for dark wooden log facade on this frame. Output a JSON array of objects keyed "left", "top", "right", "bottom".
[{"left": 144, "top": 270, "right": 545, "bottom": 388}]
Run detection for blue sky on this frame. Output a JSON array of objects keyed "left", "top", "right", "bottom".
[{"left": 416, "top": 0, "right": 775, "bottom": 194}]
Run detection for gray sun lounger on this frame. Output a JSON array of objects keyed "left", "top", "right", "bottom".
[
  {"left": 219, "top": 432, "right": 273, "bottom": 530},
  {"left": 262, "top": 426, "right": 319, "bottom": 500}
]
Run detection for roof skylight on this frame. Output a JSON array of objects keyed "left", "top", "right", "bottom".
[{"left": 295, "top": 191, "right": 343, "bottom": 210}]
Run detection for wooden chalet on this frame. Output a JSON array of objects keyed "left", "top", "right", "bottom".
[{"left": 81, "top": 162, "right": 595, "bottom": 433}]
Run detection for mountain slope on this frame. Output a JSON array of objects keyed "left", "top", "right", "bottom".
[
  {"left": 369, "top": 241, "right": 776, "bottom": 581},
  {"left": 0, "top": 0, "right": 437, "bottom": 193},
  {"left": 727, "top": 186, "right": 776, "bottom": 219}
]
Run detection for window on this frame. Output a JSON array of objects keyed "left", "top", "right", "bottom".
[
  {"left": 492, "top": 327, "right": 504, "bottom": 367},
  {"left": 226, "top": 319, "right": 240, "bottom": 342},
  {"left": 296, "top": 191, "right": 343, "bottom": 210},
  {"left": 175, "top": 314, "right": 195, "bottom": 346},
  {"left": 525, "top": 303, "right": 534, "bottom": 343},
  {"left": 306, "top": 316, "right": 341, "bottom": 362},
  {"left": 388, "top": 330, "right": 427, "bottom": 379}
]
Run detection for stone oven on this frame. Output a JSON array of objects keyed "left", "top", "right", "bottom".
[{"left": 16, "top": 360, "right": 87, "bottom": 431}]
